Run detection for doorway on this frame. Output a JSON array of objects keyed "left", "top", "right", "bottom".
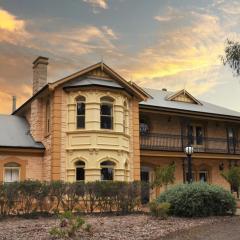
[{"left": 141, "top": 168, "right": 150, "bottom": 204}]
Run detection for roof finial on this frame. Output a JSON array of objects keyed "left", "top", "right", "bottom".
[
  {"left": 100, "top": 55, "right": 104, "bottom": 71},
  {"left": 183, "top": 80, "right": 187, "bottom": 95}
]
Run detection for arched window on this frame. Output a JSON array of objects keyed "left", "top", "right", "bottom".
[
  {"left": 76, "top": 96, "right": 86, "bottom": 129},
  {"left": 101, "top": 160, "right": 115, "bottom": 181},
  {"left": 4, "top": 162, "right": 20, "bottom": 183},
  {"left": 100, "top": 97, "right": 114, "bottom": 129},
  {"left": 75, "top": 160, "right": 85, "bottom": 181}
]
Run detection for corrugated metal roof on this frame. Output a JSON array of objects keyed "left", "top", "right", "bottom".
[
  {"left": 141, "top": 88, "right": 240, "bottom": 118},
  {"left": 63, "top": 77, "right": 124, "bottom": 89},
  {"left": 0, "top": 115, "right": 44, "bottom": 149}
]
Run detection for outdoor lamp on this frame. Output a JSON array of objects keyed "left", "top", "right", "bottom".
[
  {"left": 185, "top": 146, "right": 194, "bottom": 156},
  {"left": 185, "top": 146, "right": 194, "bottom": 183}
]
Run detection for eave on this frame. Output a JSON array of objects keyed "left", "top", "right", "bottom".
[{"left": 140, "top": 104, "right": 240, "bottom": 123}]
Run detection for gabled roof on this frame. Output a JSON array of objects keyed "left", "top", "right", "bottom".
[
  {"left": 50, "top": 62, "right": 150, "bottom": 101},
  {"left": 0, "top": 115, "right": 45, "bottom": 149},
  {"left": 167, "top": 89, "right": 202, "bottom": 105},
  {"left": 13, "top": 62, "right": 150, "bottom": 115},
  {"left": 140, "top": 88, "right": 240, "bottom": 119}
]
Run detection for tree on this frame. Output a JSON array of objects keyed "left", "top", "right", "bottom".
[
  {"left": 152, "top": 163, "right": 175, "bottom": 190},
  {"left": 221, "top": 39, "right": 240, "bottom": 76},
  {"left": 221, "top": 166, "right": 240, "bottom": 198}
]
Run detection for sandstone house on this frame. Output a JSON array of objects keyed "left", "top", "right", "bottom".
[{"left": 1, "top": 56, "right": 240, "bottom": 200}]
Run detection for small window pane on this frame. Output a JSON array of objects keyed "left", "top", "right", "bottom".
[
  {"left": 77, "top": 116, "right": 85, "bottom": 128},
  {"left": 101, "top": 116, "right": 113, "bottom": 129},
  {"left": 76, "top": 168, "right": 85, "bottom": 181},
  {"left": 4, "top": 168, "right": 19, "bottom": 183},
  {"left": 101, "top": 168, "right": 113, "bottom": 181},
  {"left": 101, "top": 104, "right": 111, "bottom": 116},
  {"left": 76, "top": 101, "right": 85, "bottom": 129},
  {"left": 77, "top": 102, "right": 85, "bottom": 115}
]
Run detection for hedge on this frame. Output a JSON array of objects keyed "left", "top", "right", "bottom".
[
  {"left": 157, "top": 182, "right": 236, "bottom": 217},
  {"left": 0, "top": 180, "right": 146, "bottom": 216}
]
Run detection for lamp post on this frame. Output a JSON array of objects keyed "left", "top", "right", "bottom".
[{"left": 185, "top": 146, "right": 194, "bottom": 183}]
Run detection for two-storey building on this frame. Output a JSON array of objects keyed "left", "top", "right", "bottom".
[{"left": 0, "top": 56, "right": 240, "bottom": 199}]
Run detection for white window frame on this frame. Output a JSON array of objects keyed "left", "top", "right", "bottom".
[
  {"left": 76, "top": 97, "right": 86, "bottom": 129},
  {"left": 100, "top": 98, "right": 114, "bottom": 130},
  {"left": 4, "top": 166, "right": 20, "bottom": 183}
]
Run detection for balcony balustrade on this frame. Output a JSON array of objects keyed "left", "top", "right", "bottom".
[{"left": 140, "top": 133, "right": 240, "bottom": 154}]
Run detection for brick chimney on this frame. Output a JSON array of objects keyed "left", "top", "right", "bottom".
[{"left": 32, "top": 56, "right": 49, "bottom": 95}]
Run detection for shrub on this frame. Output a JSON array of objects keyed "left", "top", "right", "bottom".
[
  {"left": 0, "top": 181, "right": 142, "bottom": 216},
  {"left": 157, "top": 182, "right": 236, "bottom": 217},
  {"left": 149, "top": 201, "right": 170, "bottom": 219},
  {"left": 49, "top": 211, "right": 90, "bottom": 239}
]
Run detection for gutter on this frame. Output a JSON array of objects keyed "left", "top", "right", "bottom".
[{"left": 140, "top": 104, "right": 240, "bottom": 122}]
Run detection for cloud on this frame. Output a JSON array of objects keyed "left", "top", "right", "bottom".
[
  {"left": 0, "top": 22, "right": 120, "bottom": 113},
  {"left": 0, "top": 8, "right": 30, "bottom": 44},
  {"left": 119, "top": 10, "right": 237, "bottom": 96},
  {"left": 154, "top": 16, "right": 174, "bottom": 22},
  {"left": 213, "top": 0, "right": 240, "bottom": 15},
  {"left": 83, "top": 0, "right": 108, "bottom": 12},
  {"left": 154, "top": 7, "right": 183, "bottom": 22},
  {"left": 0, "top": 8, "right": 25, "bottom": 31},
  {"left": 30, "top": 25, "right": 119, "bottom": 58}
]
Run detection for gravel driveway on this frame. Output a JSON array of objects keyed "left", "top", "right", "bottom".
[{"left": 163, "top": 216, "right": 240, "bottom": 240}]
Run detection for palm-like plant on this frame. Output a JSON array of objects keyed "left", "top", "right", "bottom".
[{"left": 221, "top": 166, "right": 240, "bottom": 198}]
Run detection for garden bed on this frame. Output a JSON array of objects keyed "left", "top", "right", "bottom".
[{"left": 0, "top": 214, "right": 236, "bottom": 240}]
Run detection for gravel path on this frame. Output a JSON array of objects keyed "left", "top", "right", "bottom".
[
  {"left": 0, "top": 214, "right": 233, "bottom": 240},
  {"left": 163, "top": 216, "right": 240, "bottom": 240}
]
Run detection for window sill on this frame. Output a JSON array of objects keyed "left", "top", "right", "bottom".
[{"left": 66, "top": 129, "right": 130, "bottom": 138}]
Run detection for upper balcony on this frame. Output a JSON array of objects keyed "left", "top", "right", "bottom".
[{"left": 140, "top": 133, "right": 240, "bottom": 155}]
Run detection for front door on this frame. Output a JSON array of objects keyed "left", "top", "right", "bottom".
[{"left": 141, "top": 170, "right": 150, "bottom": 204}]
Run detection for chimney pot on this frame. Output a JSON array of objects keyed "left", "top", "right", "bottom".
[
  {"left": 32, "top": 56, "right": 49, "bottom": 95},
  {"left": 12, "top": 96, "right": 16, "bottom": 112}
]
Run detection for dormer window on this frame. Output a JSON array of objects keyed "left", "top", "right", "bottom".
[
  {"left": 100, "top": 96, "right": 114, "bottom": 129},
  {"left": 76, "top": 96, "right": 85, "bottom": 129}
]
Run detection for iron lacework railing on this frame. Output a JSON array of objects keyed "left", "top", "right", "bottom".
[{"left": 140, "top": 133, "right": 240, "bottom": 154}]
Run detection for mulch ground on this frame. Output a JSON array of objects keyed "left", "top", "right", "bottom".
[{"left": 0, "top": 214, "right": 236, "bottom": 240}]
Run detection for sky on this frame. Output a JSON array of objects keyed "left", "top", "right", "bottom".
[{"left": 0, "top": 0, "right": 240, "bottom": 114}]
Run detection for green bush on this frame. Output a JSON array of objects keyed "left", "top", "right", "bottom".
[
  {"left": 149, "top": 201, "right": 170, "bottom": 219},
  {"left": 157, "top": 182, "right": 236, "bottom": 217}
]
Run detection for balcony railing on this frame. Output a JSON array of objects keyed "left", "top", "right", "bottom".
[{"left": 140, "top": 133, "right": 240, "bottom": 154}]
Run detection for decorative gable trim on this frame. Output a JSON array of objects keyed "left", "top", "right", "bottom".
[
  {"left": 167, "top": 89, "right": 202, "bottom": 105},
  {"left": 50, "top": 62, "right": 150, "bottom": 101}
]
